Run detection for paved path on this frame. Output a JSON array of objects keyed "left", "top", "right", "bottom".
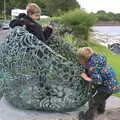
[
  {"left": 95, "top": 96, "right": 120, "bottom": 120},
  {"left": 95, "top": 109, "right": 120, "bottom": 120},
  {"left": 106, "top": 96, "right": 120, "bottom": 110},
  {"left": 0, "top": 29, "right": 10, "bottom": 41},
  {"left": 0, "top": 96, "right": 120, "bottom": 120}
]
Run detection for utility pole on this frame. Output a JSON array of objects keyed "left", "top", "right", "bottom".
[{"left": 4, "top": 0, "right": 6, "bottom": 20}]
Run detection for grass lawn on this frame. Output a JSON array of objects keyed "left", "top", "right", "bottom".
[{"left": 88, "top": 40, "right": 120, "bottom": 97}]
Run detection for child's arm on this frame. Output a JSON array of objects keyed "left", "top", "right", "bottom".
[
  {"left": 88, "top": 67, "right": 103, "bottom": 84},
  {"left": 80, "top": 73, "right": 92, "bottom": 82}
]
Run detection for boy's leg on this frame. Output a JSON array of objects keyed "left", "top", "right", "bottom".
[
  {"left": 84, "top": 91, "right": 112, "bottom": 120},
  {"left": 96, "top": 100, "right": 105, "bottom": 114},
  {"left": 96, "top": 91, "right": 112, "bottom": 114},
  {"left": 84, "top": 97, "right": 98, "bottom": 120}
]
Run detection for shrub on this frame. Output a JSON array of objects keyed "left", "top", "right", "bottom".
[{"left": 59, "top": 9, "right": 97, "bottom": 40}]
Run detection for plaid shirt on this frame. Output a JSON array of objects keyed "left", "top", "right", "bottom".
[{"left": 85, "top": 53, "right": 120, "bottom": 93}]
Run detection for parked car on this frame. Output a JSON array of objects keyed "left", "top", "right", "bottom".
[{"left": 2, "top": 20, "right": 10, "bottom": 29}]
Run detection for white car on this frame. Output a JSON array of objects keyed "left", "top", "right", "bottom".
[{"left": 2, "top": 20, "right": 10, "bottom": 29}]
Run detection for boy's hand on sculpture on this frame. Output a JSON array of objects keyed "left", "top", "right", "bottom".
[
  {"left": 84, "top": 77, "right": 92, "bottom": 82},
  {"left": 80, "top": 73, "right": 92, "bottom": 82}
]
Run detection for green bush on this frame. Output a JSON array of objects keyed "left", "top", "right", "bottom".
[
  {"left": 0, "top": 14, "right": 11, "bottom": 20},
  {"left": 0, "top": 14, "right": 4, "bottom": 20},
  {"left": 59, "top": 9, "right": 97, "bottom": 40},
  {"left": 7, "top": 15, "right": 11, "bottom": 20}
]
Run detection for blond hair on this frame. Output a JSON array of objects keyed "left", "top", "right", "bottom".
[
  {"left": 26, "top": 3, "right": 41, "bottom": 15},
  {"left": 77, "top": 47, "right": 94, "bottom": 57}
]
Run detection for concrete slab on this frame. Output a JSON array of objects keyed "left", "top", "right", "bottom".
[
  {"left": 106, "top": 96, "right": 120, "bottom": 110},
  {"left": 0, "top": 97, "right": 81, "bottom": 120},
  {"left": 0, "top": 96, "right": 120, "bottom": 120}
]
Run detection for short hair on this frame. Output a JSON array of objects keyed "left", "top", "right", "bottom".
[
  {"left": 26, "top": 3, "right": 41, "bottom": 15},
  {"left": 77, "top": 47, "right": 94, "bottom": 57}
]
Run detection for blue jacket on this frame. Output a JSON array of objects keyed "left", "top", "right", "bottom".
[{"left": 85, "top": 53, "right": 120, "bottom": 93}]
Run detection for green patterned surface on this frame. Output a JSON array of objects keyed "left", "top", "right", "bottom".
[{"left": 0, "top": 27, "right": 90, "bottom": 112}]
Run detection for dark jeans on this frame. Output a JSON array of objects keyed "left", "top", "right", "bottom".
[{"left": 85, "top": 90, "right": 112, "bottom": 120}]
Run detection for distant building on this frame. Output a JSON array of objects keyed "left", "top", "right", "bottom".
[
  {"left": 40, "top": 15, "right": 49, "bottom": 19},
  {"left": 11, "top": 9, "right": 26, "bottom": 20}
]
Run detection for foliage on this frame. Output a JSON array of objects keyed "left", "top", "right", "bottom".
[
  {"left": 59, "top": 9, "right": 97, "bottom": 40},
  {"left": 45, "top": 0, "right": 80, "bottom": 16},
  {"left": 94, "top": 10, "right": 120, "bottom": 22},
  {"left": 0, "top": 0, "right": 30, "bottom": 16},
  {"left": 95, "top": 11, "right": 113, "bottom": 21},
  {"left": 114, "top": 13, "right": 120, "bottom": 21},
  {"left": 0, "top": 14, "right": 4, "bottom": 20}
]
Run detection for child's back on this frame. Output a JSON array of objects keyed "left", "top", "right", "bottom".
[{"left": 85, "top": 53, "right": 120, "bottom": 93}]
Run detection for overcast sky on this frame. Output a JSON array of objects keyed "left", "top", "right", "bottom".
[{"left": 77, "top": 0, "right": 120, "bottom": 13}]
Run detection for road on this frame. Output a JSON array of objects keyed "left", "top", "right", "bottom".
[{"left": 0, "top": 28, "right": 10, "bottom": 41}]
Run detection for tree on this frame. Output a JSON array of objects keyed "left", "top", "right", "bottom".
[
  {"left": 60, "top": 9, "right": 97, "bottom": 40},
  {"left": 0, "top": 0, "right": 3, "bottom": 15},
  {"left": 95, "top": 10, "right": 112, "bottom": 21},
  {"left": 114, "top": 13, "right": 120, "bottom": 21},
  {"left": 0, "top": 0, "right": 30, "bottom": 15},
  {"left": 46, "top": 0, "right": 80, "bottom": 16},
  {"left": 96, "top": 10, "right": 106, "bottom": 14}
]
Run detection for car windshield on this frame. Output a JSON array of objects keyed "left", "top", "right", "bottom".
[{"left": 3, "top": 21, "right": 10, "bottom": 24}]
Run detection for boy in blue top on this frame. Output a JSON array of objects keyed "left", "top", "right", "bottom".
[{"left": 77, "top": 47, "right": 120, "bottom": 120}]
